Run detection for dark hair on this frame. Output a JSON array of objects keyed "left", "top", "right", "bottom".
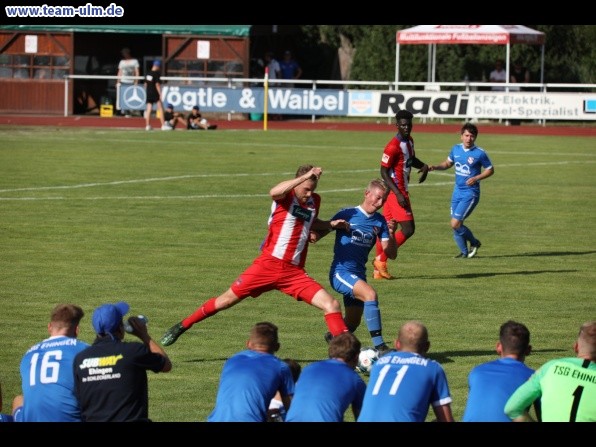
[
  {"left": 499, "top": 320, "right": 530, "bottom": 355},
  {"left": 395, "top": 110, "right": 413, "bottom": 121},
  {"left": 282, "top": 358, "right": 302, "bottom": 382},
  {"left": 461, "top": 122, "right": 478, "bottom": 137},
  {"left": 328, "top": 332, "right": 361, "bottom": 363},
  {"left": 250, "top": 321, "right": 279, "bottom": 346}
]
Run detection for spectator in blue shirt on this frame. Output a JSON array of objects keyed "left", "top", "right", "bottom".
[{"left": 279, "top": 50, "right": 302, "bottom": 88}]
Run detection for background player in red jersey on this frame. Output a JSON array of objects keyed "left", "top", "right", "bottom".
[
  {"left": 373, "top": 110, "right": 429, "bottom": 279},
  {"left": 161, "top": 164, "right": 350, "bottom": 346}
]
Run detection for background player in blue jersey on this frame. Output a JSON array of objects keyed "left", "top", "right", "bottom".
[
  {"left": 312, "top": 179, "right": 397, "bottom": 353},
  {"left": 357, "top": 320, "right": 454, "bottom": 422},
  {"left": 208, "top": 321, "right": 295, "bottom": 422},
  {"left": 462, "top": 320, "right": 540, "bottom": 422},
  {"left": 429, "top": 123, "right": 494, "bottom": 258},
  {"left": 285, "top": 332, "right": 366, "bottom": 422},
  {"left": 18, "top": 303, "right": 90, "bottom": 422}
]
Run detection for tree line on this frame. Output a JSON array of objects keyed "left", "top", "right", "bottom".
[{"left": 294, "top": 25, "right": 595, "bottom": 87}]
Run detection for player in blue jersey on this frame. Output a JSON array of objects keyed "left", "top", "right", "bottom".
[
  {"left": 357, "top": 320, "right": 454, "bottom": 422},
  {"left": 18, "top": 303, "right": 90, "bottom": 422},
  {"left": 208, "top": 321, "right": 295, "bottom": 422},
  {"left": 313, "top": 179, "right": 397, "bottom": 353},
  {"left": 428, "top": 123, "right": 494, "bottom": 258},
  {"left": 285, "top": 332, "right": 366, "bottom": 422},
  {"left": 462, "top": 320, "right": 540, "bottom": 422}
]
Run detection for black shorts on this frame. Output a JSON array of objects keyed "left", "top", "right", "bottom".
[{"left": 146, "top": 93, "right": 160, "bottom": 104}]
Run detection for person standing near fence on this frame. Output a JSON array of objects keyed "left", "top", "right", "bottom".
[
  {"left": 116, "top": 47, "right": 140, "bottom": 117},
  {"left": 144, "top": 59, "right": 165, "bottom": 131},
  {"left": 279, "top": 50, "right": 302, "bottom": 88}
]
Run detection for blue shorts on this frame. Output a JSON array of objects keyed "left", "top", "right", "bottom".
[
  {"left": 330, "top": 270, "right": 364, "bottom": 308},
  {"left": 451, "top": 192, "right": 479, "bottom": 222}
]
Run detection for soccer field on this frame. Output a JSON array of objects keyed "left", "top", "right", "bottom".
[{"left": 1, "top": 125, "right": 594, "bottom": 422}]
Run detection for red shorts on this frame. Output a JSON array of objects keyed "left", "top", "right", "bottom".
[
  {"left": 230, "top": 254, "right": 323, "bottom": 304},
  {"left": 383, "top": 190, "right": 414, "bottom": 222}
]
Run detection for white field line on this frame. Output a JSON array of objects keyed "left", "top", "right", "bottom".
[{"left": 0, "top": 161, "right": 593, "bottom": 201}]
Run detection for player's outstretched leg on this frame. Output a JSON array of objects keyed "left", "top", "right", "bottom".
[
  {"left": 161, "top": 322, "right": 187, "bottom": 346},
  {"left": 160, "top": 297, "right": 221, "bottom": 346}
]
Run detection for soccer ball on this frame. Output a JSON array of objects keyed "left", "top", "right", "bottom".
[{"left": 356, "top": 347, "right": 379, "bottom": 375}]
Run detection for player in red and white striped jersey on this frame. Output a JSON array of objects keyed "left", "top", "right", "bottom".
[{"left": 161, "top": 165, "right": 350, "bottom": 347}]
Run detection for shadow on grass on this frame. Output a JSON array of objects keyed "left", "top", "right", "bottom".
[
  {"left": 413, "top": 269, "right": 578, "bottom": 280},
  {"left": 184, "top": 349, "right": 567, "bottom": 365},
  {"left": 428, "top": 348, "right": 567, "bottom": 364},
  {"left": 185, "top": 357, "right": 327, "bottom": 364},
  {"left": 456, "top": 269, "right": 577, "bottom": 279},
  {"left": 483, "top": 250, "right": 596, "bottom": 258}
]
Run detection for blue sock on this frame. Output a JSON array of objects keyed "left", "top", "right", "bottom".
[
  {"left": 460, "top": 224, "right": 477, "bottom": 246},
  {"left": 364, "top": 301, "right": 384, "bottom": 347},
  {"left": 454, "top": 227, "right": 468, "bottom": 255}
]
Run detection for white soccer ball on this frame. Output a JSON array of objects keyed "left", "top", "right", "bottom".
[{"left": 356, "top": 347, "right": 379, "bottom": 375}]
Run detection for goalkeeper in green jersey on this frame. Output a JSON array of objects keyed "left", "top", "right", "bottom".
[{"left": 505, "top": 321, "right": 596, "bottom": 422}]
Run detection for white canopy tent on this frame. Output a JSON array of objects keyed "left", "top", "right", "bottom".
[{"left": 395, "top": 25, "right": 546, "bottom": 87}]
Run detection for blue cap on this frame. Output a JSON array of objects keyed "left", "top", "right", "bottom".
[
  {"left": 166, "top": 103, "right": 174, "bottom": 109},
  {"left": 192, "top": 105, "right": 199, "bottom": 110},
  {"left": 153, "top": 59, "right": 161, "bottom": 67},
  {"left": 92, "top": 301, "right": 129, "bottom": 335}
]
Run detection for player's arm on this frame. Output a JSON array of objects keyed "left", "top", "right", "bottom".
[
  {"left": 311, "top": 218, "right": 349, "bottom": 233},
  {"left": 129, "top": 317, "right": 172, "bottom": 372},
  {"left": 466, "top": 166, "right": 494, "bottom": 186},
  {"left": 478, "top": 166, "right": 494, "bottom": 181},
  {"left": 428, "top": 158, "right": 453, "bottom": 171},
  {"left": 504, "top": 372, "right": 542, "bottom": 422},
  {"left": 432, "top": 403, "right": 455, "bottom": 422},
  {"left": 281, "top": 393, "right": 292, "bottom": 415},
  {"left": 309, "top": 229, "right": 329, "bottom": 243},
  {"left": 380, "top": 166, "right": 407, "bottom": 207},
  {"left": 309, "top": 218, "right": 349, "bottom": 242},
  {"left": 269, "top": 167, "right": 322, "bottom": 200},
  {"left": 412, "top": 157, "right": 430, "bottom": 183}
]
